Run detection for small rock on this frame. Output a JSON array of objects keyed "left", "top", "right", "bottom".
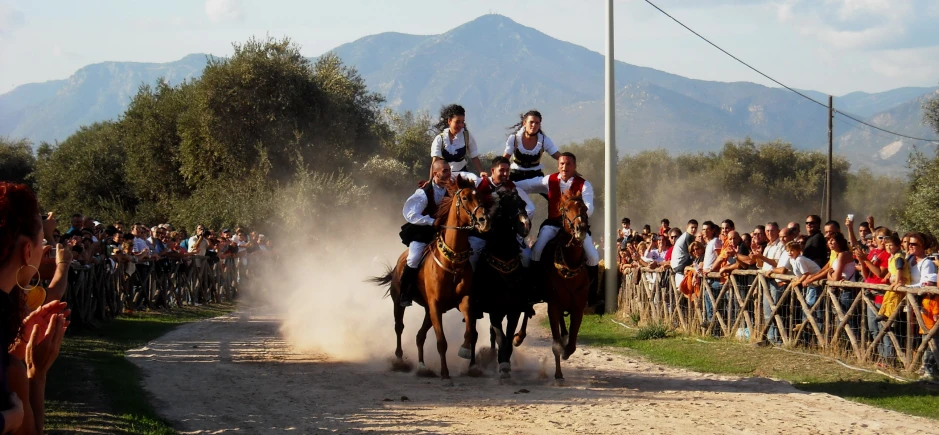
[
  {"left": 192, "top": 345, "right": 199, "bottom": 348},
  {"left": 382, "top": 398, "right": 393, "bottom": 402},
  {"left": 606, "top": 357, "right": 613, "bottom": 361},
  {"left": 401, "top": 396, "right": 410, "bottom": 401},
  {"left": 515, "top": 388, "right": 530, "bottom": 394}
]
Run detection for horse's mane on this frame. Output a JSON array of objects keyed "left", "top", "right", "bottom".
[{"left": 434, "top": 176, "right": 478, "bottom": 223}]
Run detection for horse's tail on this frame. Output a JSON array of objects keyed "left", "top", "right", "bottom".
[{"left": 366, "top": 264, "right": 395, "bottom": 298}]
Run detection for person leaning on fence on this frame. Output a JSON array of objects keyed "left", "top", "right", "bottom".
[
  {"left": 907, "top": 232, "right": 938, "bottom": 289},
  {"left": 701, "top": 221, "right": 723, "bottom": 327},
  {"left": 921, "top": 288, "right": 939, "bottom": 381},
  {"left": 877, "top": 233, "right": 910, "bottom": 322},
  {"left": 670, "top": 220, "right": 697, "bottom": 291},
  {"left": 786, "top": 240, "right": 823, "bottom": 338}
]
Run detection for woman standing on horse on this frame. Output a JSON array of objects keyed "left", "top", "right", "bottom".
[
  {"left": 430, "top": 104, "right": 483, "bottom": 180},
  {"left": 502, "top": 110, "right": 561, "bottom": 183}
]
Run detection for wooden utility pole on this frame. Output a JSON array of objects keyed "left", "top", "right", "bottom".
[{"left": 826, "top": 95, "right": 833, "bottom": 223}]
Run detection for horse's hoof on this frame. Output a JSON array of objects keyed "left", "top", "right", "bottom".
[
  {"left": 499, "top": 362, "right": 511, "bottom": 373},
  {"left": 513, "top": 334, "right": 526, "bottom": 347},
  {"left": 499, "top": 374, "right": 515, "bottom": 385},
  {"left": 562, "top": 349, "right": 574, "bottom": 361},
  {"left": 390, "top": 357, "right": 413, "bottom": 372},
  {"left": 466, "top": 366, "right": 485, "bottom": 378},
  {"left": 416, "top": 363, "right": 436, "bottom": 378},
  {"left": 458, "top": 346, "right": 473, "bottom": 360}
]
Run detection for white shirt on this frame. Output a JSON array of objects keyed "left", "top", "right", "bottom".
[
  {"left": 430, "top": 128, "right": 479, "bottom": 172},
  {"left": 703, "top": 237, "right": 722, "bottom": 273},
  {"left": 643, "top": 249, "right": 666, "bottom": 264},
  {"left": 476, "top": 177, "right": 536, "bottom": 218},
  {"left": 402, "top": 173, "right": 480, "bottom": 226},
  {"left": 791, "top": 255, "right": 821, "bottom": 278},
  {"left": 515, "top": 174, "right": 595, "bottom": 217},
  {"left": 909, "top": 256, "right": 938, "bottom": 287},
  {"left": 761, "top": 239, "right": 786, "bottom": 273},
  {"left": 503, "top": 130, "right": 559, "bottom": 172},
  {"left": 188, "top": 236, "right": 208, "bottom": 256},
  {"left": 776, "top": 250, "right": 792, "bottom": 273}
]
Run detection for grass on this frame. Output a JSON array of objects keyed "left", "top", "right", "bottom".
[
  {"left": 545, "top": 314, "right": 939, "bottom": 420},
  {"left": 46, "top": 303, "right": 235, "bottom": 434}
]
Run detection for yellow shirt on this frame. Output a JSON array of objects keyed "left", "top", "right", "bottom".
[{"left": 828, "top": 250, "right": 837, "bottom": 268}]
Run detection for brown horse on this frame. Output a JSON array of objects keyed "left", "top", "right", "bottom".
[
  {"left": 371, "top": 176, "right": 490, "bottom": 384},
  {"left": 538, "top": 190, "right": 590, "bottom": 382}
]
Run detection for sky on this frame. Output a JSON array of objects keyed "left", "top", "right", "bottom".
[{"left": 0, "top": 0, "right": 937, "bottom": 95}]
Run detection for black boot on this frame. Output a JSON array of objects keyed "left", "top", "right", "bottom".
[{"left": 399, "top": 266, "right": 418, "bottom": 307}]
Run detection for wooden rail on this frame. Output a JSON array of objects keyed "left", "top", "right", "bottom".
[{"left": 616, "top": 267, "right": 939, "bottom": 373}]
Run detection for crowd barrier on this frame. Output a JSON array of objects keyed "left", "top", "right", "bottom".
[
  {"left": 60, "top": 253, "right": 274, "bottom": 325},
  {"left": 616, "top": 267, "right": 939, "bottom": 373}
]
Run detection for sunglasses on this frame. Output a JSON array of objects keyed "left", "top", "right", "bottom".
[
  {"left": 909, "top": 243, "right": 919, "bottom": 247},
  {"left": 805, "top": 221, "right": 817, "bottom": 225},
  {"left": 877, "top": 236, "right": 885, "bottom": 240}
]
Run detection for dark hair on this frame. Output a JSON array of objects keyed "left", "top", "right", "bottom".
[
  {"left": 826, "top": 232, "right": 849, "bottom": 252},
  {"left": 859, "top": 222, "right": 870, "bottom": 229},
  {"left": 721, "top": 219, "right": 735, "bottom": 229},
  {"left": 807, "top": 214, "right": 822, "bottom": 223},
  {"left": 687, "top": 219, "right": 698, "bottom": 226},
  {"left": 702, "top": 220, "right": 716, "bottom": 232},
  {"left": 0, "top": 183, "right": 40, "bottom": 351},
  {"left": 559, "top": 151, "right": 576, "bottom": 163},
  {"left": 432, "top": 104, "right": 466, "bottom": 132},
  {"left": 642, "top": 224, "right": 652, "bottom": 232},
  {"left": 661, "top": 219, "right": 670, "bottom": 226},
  {"left": 824, "top": 220, "right": 841, "bottom": 231},
  {"left": 507, "top": 110, "right": 544, "bottom": 135},
  {"left": 490, "top": 156, "right": 510, "bottom": 168},
  {"left": 71, "top": 213, "right": 82, "bottom": 219},
  {"left": 754, "top": 225, "right": 766, "bottom": 233},
  {"left": 766, "top": 221, "right": 779, "bottom": 230},
  {"left": 885, "top": 233, "right": 901, "bottom": 246},
  {"left": 621, "top": 217, "right": 630, "bottom": 224}
]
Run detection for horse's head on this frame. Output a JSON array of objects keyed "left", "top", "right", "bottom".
[
  {"left": 491, "top": 190, "right": 531, "bottom": 238},
  {"left": 440, "top": 176, "right": 490, "bottom": 232},
  {"left": 559, "top": 190, "right": 588, "bottom": 245}
]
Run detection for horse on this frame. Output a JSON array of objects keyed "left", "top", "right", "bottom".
[
  {"left": 370, "top": 176, "right": 490, "bottom": 384},
  {"left": 472, "top": 189, "right": 531, "bottom": 381},
  {"left": 538, "top": 190, "right": 591, "bottom": 382}
]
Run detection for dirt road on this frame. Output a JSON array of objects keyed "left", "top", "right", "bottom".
[{"left": 127, "top": 309, "right": 937, "bottom": 434}]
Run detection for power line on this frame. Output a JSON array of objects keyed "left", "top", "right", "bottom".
[{"left": 642, "top": 0, "right": 939, "bottom": 144}]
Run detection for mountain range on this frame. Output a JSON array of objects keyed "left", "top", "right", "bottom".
[{"left": 2, "top": 15, "right": 936, "bottom": 172}]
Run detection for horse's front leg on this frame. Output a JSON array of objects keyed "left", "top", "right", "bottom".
[
  {"left": 459, "top": 294, "right": 482, "bottom": 377},
  {"left": 513, "top": 314, "right": 528, "bottom": 347},
  {"left": 415, "top": 308, "right": 434, "bottom": 376},
  {"left": 547, "top": 303, "right": 564, "bottom": 382},
  {"left": 563, "top": 308, "right": 583, "bottom": 361},
  {"left": 500, "top": 311, "right": 521, "bottom": 379},
  {"left": 428, "top": 304, "right": 451, "bottom": 384}
]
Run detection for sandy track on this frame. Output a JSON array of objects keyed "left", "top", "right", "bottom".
[{"left": 128, "top": 309, "right": 937, "bottom": 434}]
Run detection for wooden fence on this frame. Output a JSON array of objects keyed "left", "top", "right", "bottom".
[
  {"left": 61, "top": 255, "right": 261, "bottom": 325},
  {"left": 616, "top": 267, "right": 939, "bottom": 373}
]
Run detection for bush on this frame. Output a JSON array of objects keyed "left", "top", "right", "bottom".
[{"left": 636, "top": 323, "right": 669, "bottom": 340}]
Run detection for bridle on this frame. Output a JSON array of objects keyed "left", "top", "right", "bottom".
[
  {"left": 558, "top": 204, "right": 586, "bottom": 247},
  {"left": 439, "top": 188, "right": 484, "bottom": 231}
]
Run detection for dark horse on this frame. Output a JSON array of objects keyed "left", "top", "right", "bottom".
[
  {"left": 472, "top": 189, "right": 531, "bottom": 381},
  {"left": 538, "top": 190, "right": 590, "bottom": 382},
  {"left": 370, "top": 176, "right": 490, "bottom": 384}
]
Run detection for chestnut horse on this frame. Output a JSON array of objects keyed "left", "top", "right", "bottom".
[
  {"left": 472, "top": 189, "right": 531, "bottom": 380},
  {"left": 371, "top": 176, "right": 490, "bottom": 383},
  {"left": 538, "top": 190, "right": 590, "bottom": 382}
]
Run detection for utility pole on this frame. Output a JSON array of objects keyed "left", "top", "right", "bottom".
[
  {"left": 603, "top": 0, "right": 618, "bottom": 314},
  {"left": 826, "top": 95, "right": 833, "bottom": 222}
]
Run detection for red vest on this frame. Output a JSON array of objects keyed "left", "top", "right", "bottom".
[
  {"left": 477, "top": 175, "right": 516, "bottom": 197},
  {"left": 547, "top": 173, "right": 585, "bottom": 219}
]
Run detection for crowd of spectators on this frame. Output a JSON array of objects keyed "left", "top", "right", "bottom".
[{"left": 615, "top": 214, "right": 939, "bottom": 381}]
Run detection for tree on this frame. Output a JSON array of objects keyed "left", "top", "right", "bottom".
[
  {"left": 0, "top": 137, "right": 35, "bottom": 187},
  {"left": 895, "top": 88, "right": 939, "bottom": 234}
]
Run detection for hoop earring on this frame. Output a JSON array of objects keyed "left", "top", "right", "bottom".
[{"left": 15, "top": 264, "right": 40, "bottom": 293}]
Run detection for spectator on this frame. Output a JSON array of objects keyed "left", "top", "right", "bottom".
[
  {"left": 857, "top": 226, "right": 894, "bottom": 359},
  {"left": 641, "top": 236, "right": 667, "bottom": 268},
  {"left": 921, "top": 289, "right": 939, "bottom": 381},
  {"left": 701, "top": 221, "right": 722, "bottom": 328},
  {"left": 908, "top": 233, "right": 938, "bottom": 288},
  {"left": 670, "top": 220, "right": 697, "bottom": 290},
  {"left": 787, "top": 240, "right": 823, "bottom": 338},
  {"left": 877, "top": 233, "right": 909, "bottom": 322},
  {"left": 803, "top": 215, "right": 828, "bottom": 268},
  {"left": 756, "top": 222, "right": 786, "bottom": 344},
  {"left": 659, "top": 219, "right": 670, "bottom": 238},
  {"left": 787, "top": 221, "right": 803, "bottom": 244},
  {"left": 114, "top": 221, "right": 124, "bottom": 233},
  {"left": 64, "top": 213, "right": 83, "bottom": 238},
  {"left": 901, "top": 233, "right": 912, "bottom": 254},
  {"left": 188, "top": 225, "right": 209, "bottom": 256},
  {"left": 618, "top": 218, "right": 632, "bottom": 249},
  {"left": 0, "top": 182, "right": 70, "bottom": 434},
  {"left": 641, "top": 224, "right": 652, "bottom": 239}
]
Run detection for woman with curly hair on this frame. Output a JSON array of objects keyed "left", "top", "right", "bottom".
[
  {"left": 0, "top": 182, "right": 70, "bottom": 434},
  {"left": 502, "top": 110, "right": 560, "bottom": 183},
  {"left": 429, "top": 104, "right": 483, "bottom": 179}
]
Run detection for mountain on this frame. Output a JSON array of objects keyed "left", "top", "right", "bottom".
[
  {"left": 0, "top": 54, "right": 208, "bottom": 144},
  {"left": 1, "top": 15, "right": 936, "bottom": 172}
]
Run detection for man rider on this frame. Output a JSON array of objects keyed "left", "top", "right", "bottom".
[
  {"left": 468, "top": 156, "right": 535, "bottom": 271},
  {"left": 398, "top": 159, "right": 478, "bottom": 307},
  {"left": 516, "top": 152, "right": 600, "bottom": 299}
]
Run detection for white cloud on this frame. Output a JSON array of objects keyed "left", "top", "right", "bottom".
[
  {"left": 0, "top": 3, "right": 25, "bottom": 38},
  {"left": 868, "top": 46, "right": 939, "bottom": 84},
  {"left": 205, "top": 0, "right": 244, "bottom": 23},
  {"left": 774, "top": 0, "right": 937, "bottom": 50}
]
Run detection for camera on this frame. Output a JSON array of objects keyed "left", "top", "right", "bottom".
[{"left": 202, "top": 230, "right": 211, "bottom": 238}]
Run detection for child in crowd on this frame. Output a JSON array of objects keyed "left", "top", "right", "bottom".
[
  {"left": 877, "top": 233, "right": 910, "bottom": 321},
  {"left": 786, "top": 241, "right": 823, "bottom": 334}
]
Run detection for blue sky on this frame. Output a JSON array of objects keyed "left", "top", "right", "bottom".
[{"left": 0, "top": 0, "right": 937, "bottom": 95}]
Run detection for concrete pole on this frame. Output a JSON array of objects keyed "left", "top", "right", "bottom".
[{"left": 603, "top": 0, "right": 618, "bottom": 314}]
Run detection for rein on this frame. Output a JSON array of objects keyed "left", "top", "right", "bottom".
[
  {"left": 558, "top": 205, "right": 586, "bottom": 248},
  {"left": 438, "top": 187, "right": 483, "bottom": 231}
]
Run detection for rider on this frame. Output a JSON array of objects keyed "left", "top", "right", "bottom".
[
  {"left": 502, "top": 110, "right": 561, "bottom": 183},
  {"left": 515, "top": 152, "right": 600, "bottom": 298},
  {"left": 399, "top": 159, "right": 478, "bottom": 307},
  {"left": 468, "top": 156, "right": 535, "bottom": 271},
  {"left": 430, "top": 104, "right": 484, "bottom": 180}
]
